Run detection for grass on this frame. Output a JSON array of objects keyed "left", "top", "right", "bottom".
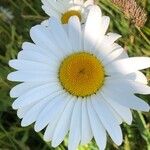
[{"left": 0, "top": 0, "right": 150, "bottom": 149}]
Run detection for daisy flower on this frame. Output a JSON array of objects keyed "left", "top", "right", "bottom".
[
  {"left": 8, "top": 6, "right": 150, "bottom": 150},
  {"left": 41, "top": 0, "right": 94, "bottom": 24}
]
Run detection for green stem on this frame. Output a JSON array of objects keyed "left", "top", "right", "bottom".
[
  {"left": 134, "top": 111, "right": 150, "bottom": 150},
  {"left": 22, "top": 0, "right": 40, "bottom": 15},
  {"left": 136, "top": 27, "right": 150, "bottom": 45}
]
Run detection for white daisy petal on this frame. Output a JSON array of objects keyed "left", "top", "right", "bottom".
[
  {"left": 42, "top": 0, "right": 65, "bottom": 12},
  {"left": 84, "top": 5, "right": 102, "bottom": 51},
  {"left": 42, "top": 5, "right": 60, "bottom": 19},
  {"left": 84, "top": 0, "right": 94, "bottom": 7},
  {"left": 30, "top": 25, "right": 65, "bottom": 58},
  {"left": 87, "top": 99, "right": 106, "bottom": 150},
  {"left": 81, "top": 100, "right": 93, "bottom": 145},
  {"left": 108, "top": 105, "right": 123, "bottom": 125},
  {"left": 42, "top": 95, "right": 72, "bottom": 142},
  {"left": 102, "top": 33, "right": 121, "bottom": 46},
  {"left": 43, "top": 96, "right": 72, "bottom": 141},
  {"left": 17, "top": 103, "right": 35, "bottom": 119},
  {"left": 68, "top": 16, "right": 82, "bottom": 50},
  {"left": 43, "top": 119, "right": 58, "bottom": 142},
  {"left": 102, "top": 87, "right": 150, "bottom": 111},
  {"left": 101, "top": 16, "right": 110, "bottom": 36},
  {"left": 41, "top": 19, "right": 49, "bottom": 26},
  {"left": 103, "top": 48, "right": 126, "bottom": 65},
  {"left": 18, "top": 50, "right": 58, "bottom": 65},
  {"left": 48, "top": 18, "right": 72, "bottom": 53},
  {"left": 126, "top": 71, "right": 148, "bottom": 84},
  {"left": 68, "top": 100, "right": 81, "bottom": 150},
  {"left": 9, "top": 60, "right": 57, "bottom": 72},
  {"left": 92, "top": 96, "right": 123, "bottom": 145},
  {"left": 101, "top": 93, "right": 132, "bottom": 125},
  {"left": 52, "top": 98, "right": 76, "bottom": 147},
  {"left": 10, "top": 82, "right": 43, "bottom": 98},
  {"left": 12, "top": 83, "right": 62, "bottom": 109},
  {"left": 43, "top": 95, "right": 70, "bottom": 141},
  {"left": 21, "top": 97, "right": 50, "bottom": 127},
  {"left": 30, "top": 25, "right": 55, "bottom": 49},
  {"left": 106, "top": 57, "right": 150, "bottom": 75},
  {"left": 22, "top": 42, "right": 56, "bottom": 58},
  {"left": 105, "top": 78, "right": 150, "bottom": 95},
  {"left": 7, "top": 71, "right": 57, "bottom": 82},
  {"left": 22, "top": 42, "right": 36, "bottom": 51},
  {"left": 34, "top": 93, "right": 69, "bottom": 132},
  {"left": 116, "top": 48, "right": 128, "bottom": 59},
  {"left": 73, "top": 0, "right": 84, "bottom": 4},
  {"left": 95, "top": 35, "right": 121, "bottom": 59},
  {"left": 110, "top": 71, "right": 148, "bottom": 84}
]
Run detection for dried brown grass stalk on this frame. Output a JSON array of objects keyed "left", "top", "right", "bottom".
[{"left": 111, "top": 0, "right": 147, "bottom": 27}]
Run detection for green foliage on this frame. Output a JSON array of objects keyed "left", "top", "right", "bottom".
[{"left": 0, "top": 0, "right": 150, "bottom": 149}]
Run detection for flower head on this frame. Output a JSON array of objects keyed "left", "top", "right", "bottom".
[
  {"left": 41, "top": 0, "right": 94, "bottom": 24},
  {"left": 111, "top": 0, "right": 147, "bottom": 27},
  {"left": 8, "top": 5, "right": 150, "bottom": 150}
]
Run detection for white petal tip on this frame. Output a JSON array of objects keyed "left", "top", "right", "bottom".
[
  {"left": 12, "top": 102, "right": 18, "bottom": 110},
  {"left": 34, "top": 124, "right": 43, "bottom": 132},
  {"left": 115, "top": 139, "right": 123, "bottom": 146},
  {"left": 80, "top": 138, "right": 92, "bottom": 145},
  {"left": 7, "top": 74, "right": 12, "bottom": 81},
  {"left": 112, "top": 130, "right": 123, "bottom": 146},
  {"left": 51, "top": 141, "right": 59, "bottom": 148},
  {"left": 142, "top": 105, "right": 150, "bottom": 112},
  {"left": 8, "top": 60, "right": 13, "bottom": 67},
  {"left": 43, "top": 136, "right": 51, "bottom": 142},
  {"left": 21, "top": 118, "right": 33, "bottom": 127},
  {"left": 126, "top": 120, "right": 132, "bottom": 125},
  {"left": 34, "top": 127, "right": 41, "bottom": 132},
  {"left": 30, "top": 25, "right": 41, "bottom": 36},
  {"left": 134, "top": 102, "right": 150, "bottom": 112},
  {"left": 21, "top": 121, "right": 29, "bottom": 127},
  {"left": 17, "top": 113, "right": 23, "bottom": 119},
  {"left": 10, "top": 95, "right": 16, "bottom": 99},
  {"left": 10, "top": 89, "right": 17, "bottom": 98}
]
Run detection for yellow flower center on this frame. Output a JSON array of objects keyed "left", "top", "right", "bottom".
[
  {"left": 61, "top": 10, "right": 81, "bottom": 24},
  {"left": 59, "top": 52, "right": 105, "bottom": 97}
]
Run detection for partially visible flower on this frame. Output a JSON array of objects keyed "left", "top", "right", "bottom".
[
  {"left": 111, "top": 0, "right": 147, "bottom": 27},
  {"left": 41, "top": 0, "right": 94, "bottom": 24},
  {"left": 8, "top": 5, "right": 150, "bottom": 150},
  {"left": 0, "top": 6, "right": 14, "bottom": 22}
]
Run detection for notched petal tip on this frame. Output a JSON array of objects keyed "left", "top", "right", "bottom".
[
  {"left": 51, "top": 141, "right": 59, "bottom": 148},
  {"left": 140, "top": 103, "right": 150, "bottom": 112},
  {"left": 8, "top": 59, "right": 17, "bottom": 69},
  {"left": 30, "top": 24, "right": 43, "bottom": 37},
  {"left": 7, "top": 73, "right": 13, "bottom": 81},
  {"left": 21, "top": 119, "right": 29, "bottom": 127},
  {"left": 12, "top": 101, "right": 18, "bottom": 110},
  {"left": 10, "top": 89, "right": 16, "bottom": 98},
  {"left": 8, "top": 60, "right": 13, "bottom": 67},
  {"left": 43, "top": 135, "right": 51, "bottom": 142},
  {"left": 34, "top": 123, "right": 43, "bottom": 132},
  {"left": 43, "top": 131, "right": 51, "bottom": 142}
]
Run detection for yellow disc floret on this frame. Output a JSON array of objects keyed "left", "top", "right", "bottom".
[
  {"left": 61, "top": 10, "right": 81, "bottom": 24},
  {"left": 59, "top": 52, "right": 105, "bottom": 97}
]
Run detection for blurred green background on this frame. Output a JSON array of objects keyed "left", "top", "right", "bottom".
[{"left": 0, "top": 0, "right": 150, "bottom": 149}]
